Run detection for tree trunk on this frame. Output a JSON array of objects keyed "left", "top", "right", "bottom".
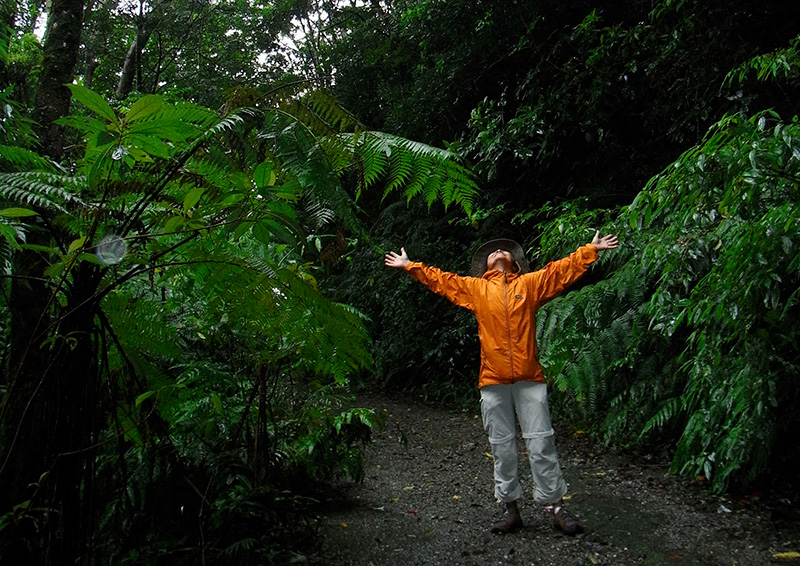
[
  {"left": 116, "top": 17, "right": 155, "bottom": 99},
  {"left": 0, "top": 5, "right": 15, "bottom": 91},
  {"left": 82, "top": 0, "right": 99, "bottom": 89},
  {"left": 31, "top": 0, "right": 84, "bottom": 161},
  {"left": 1, "top": 264, "right": 103, "bottom": 565},
  {"left": 6, "top": 1, "right": 96, "bottom": 558}
]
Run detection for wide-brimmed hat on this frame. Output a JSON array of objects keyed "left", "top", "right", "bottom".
[{"left": 470, "top": 239, "right": 530, "bottom": 277}]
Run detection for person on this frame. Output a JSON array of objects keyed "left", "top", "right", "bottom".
[{"left": 384, "top": 230, "right": 619, "bottom": 535}]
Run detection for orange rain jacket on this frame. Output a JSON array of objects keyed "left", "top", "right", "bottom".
[{"left": 405, "top": 244, "right": 599, "bottom": 389}]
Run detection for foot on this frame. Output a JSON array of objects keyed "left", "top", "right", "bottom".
[
  {"left": 553, "top": 506, "right": 583, "bottom": 535},
  {"left": 490, "top": 502, "right": 523, "bottom": 534}
]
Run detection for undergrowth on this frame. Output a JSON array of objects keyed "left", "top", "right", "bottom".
[{"left": 538, "top": 110, "right": 800, "bottom": 492}]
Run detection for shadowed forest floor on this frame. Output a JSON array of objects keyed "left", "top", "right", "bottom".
[{"left": 312, "top": 391, "right": 800, "bottom": 566}]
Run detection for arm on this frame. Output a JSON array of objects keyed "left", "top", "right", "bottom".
[
  {"left": 383, "top": 247, "right": 478, "bottom": 310},
  {"left": 529, "top": 231, "right": 619, "bottom": 305}
]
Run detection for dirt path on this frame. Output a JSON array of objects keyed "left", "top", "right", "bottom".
[{"left": 313, "top": 391, "right": 799, "bottom": 565}]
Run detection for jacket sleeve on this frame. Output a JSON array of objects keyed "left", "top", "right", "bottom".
[
  {"left": 404, "top": 262, "right": 478, "bottom": 310},
  {"left": 527, "top": 244, "right": 598, "bottom": 306}
]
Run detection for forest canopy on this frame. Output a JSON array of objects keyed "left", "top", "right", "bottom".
[{"left": 1, "top": 0, "right": 799, "bottom": 563}]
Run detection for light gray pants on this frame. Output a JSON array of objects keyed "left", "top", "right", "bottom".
[{"left": 480, "top": 381, "right": 568, "bottom": 505}]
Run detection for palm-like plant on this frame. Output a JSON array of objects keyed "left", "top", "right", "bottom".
[{"left": 0, "top": 84, "right": 478, "bottom": 563}]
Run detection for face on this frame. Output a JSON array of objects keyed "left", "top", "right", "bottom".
[{"left": 486, "top": 249, "right": 514, "bottom": 272}]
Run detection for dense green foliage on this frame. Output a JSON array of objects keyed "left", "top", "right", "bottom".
[
  {"left": 323, "top": 2, "right": 800, "bottom": 494},
  {"left": 2, "top": 0, "right": 800, "bottom": 561},
  {"left": 322, "top": 0, "right": 800, "bottom": 207},
  {"left": 0, "top": 77, "right": 477, "bottom": 562},
  {"left": 538, "top": 110, "right": 800, "bottom": 491}
]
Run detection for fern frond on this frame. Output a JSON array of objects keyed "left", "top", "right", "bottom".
[
  {"left": 640, "top": 396, "right": 682, "bottom": 438},
  {"left": 344, "top": 131, "right": 479, "bottom": 214},
  {"left": 102, "top": 291, "right": 183, "bottom": 362},
  {"left": 0, "top": 145, "right": 57, "bottom": 173},
  {"left": 301, "top": 89, "right": 365, "bottom": 133},
  {"left": 161, "top": 241, "right": 372, "bottom": 381},
  {"left": 0, "top": 171, "right": 87, "bottom": 212}
]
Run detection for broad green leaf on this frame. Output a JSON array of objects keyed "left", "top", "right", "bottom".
[
  {"left": 126, "top": 147, "right": 153, "bottom": 162},
  {"left": 44, "top": 261, "right": 66, "bottom": 279},
  {"left": 20, "top": 244, "right": 56, "bottom": 253},
  {"left": 0, "top": 223, "right": 21, "bottom": 249},
  {"left": 87, "top": 130, "right": 118, "bottom": 153},
  {"left": 271, "top": 181, "right": 301, "bottom": 201},
  {"left": 254, "top": 161, "right": 277, "bottom": 189},
  {"left": 77, "top": 252, "right": 104, "bottom": 265},
  {"left": 220, "top": 193, "right": 245, "bottom": 206},
  {"left": 127, "top": 120, "right": 196, "bottom": 141},
  {"left": 67, "top": 84, "right": 117, "bottom": 122},
  {"left": 211, "top": 393, "right": 223, "bottom": 415},
  {"left": 183, "top": 186, "right": 205, "bottom": 212},
  {"left": 135, "top": 391, "right": 156, "bottom": 406},
  {"left": 164, "top": 216, "right": 184, "bottom": 233},
  {"left": 0, "top": 207, "right": 38, "bottom": 218},
  {"left": 87, "top": 144, "right": 115, "bottom": 189},
  {"left": 128, "top": 134, "right": 172, "bottom": 159},
  {"left": 55, "top": 115, "right": 108, "bottom": 134},
  {"left": 68, "top": 236, "right": 87, "bottom": 253},
  {"left": 124, "top": 95, "right": 164, "bottom": 123},
  {"left": 232, "top": 221, "right": 252, "bottom": 240}
]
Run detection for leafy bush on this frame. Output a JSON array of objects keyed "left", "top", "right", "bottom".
[
  {"left": 539, "top": 110, "right": 800, "bottom": 491},
  {"left": 0, "top": 84, "right": 474, "bottom": 563}
]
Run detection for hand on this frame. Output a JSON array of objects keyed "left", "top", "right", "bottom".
[
  {"left": 384, "top": 247, "right": 410, "bottom": 269},
  {"left": 591, "top": 230, "right": 619, "bottom": 251}
]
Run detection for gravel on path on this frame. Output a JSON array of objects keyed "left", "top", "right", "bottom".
[{"left": 313, "top": 391, "right": 800, "bottom": 566}]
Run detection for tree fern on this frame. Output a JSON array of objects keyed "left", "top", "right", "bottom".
[
  {"left": 343, "top": 131, "right": 479, "bottom": 215},
  {"left": 1, "top": 83, "right": 482, "bottom": 564}
]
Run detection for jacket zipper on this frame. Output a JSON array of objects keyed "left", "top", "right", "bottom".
[{"left": 503, "top": 273, "right": 514, "bottom": 381}]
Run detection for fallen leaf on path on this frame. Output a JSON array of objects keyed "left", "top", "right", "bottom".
[
  {"left": 773, "top": 551, "right": 800, "bottom": 561},
  {"left": 484, "top": 452, "right": 493, "bottom": 460},
  {"left": 452, "top": 495, "right": 461, "bottom": 500},
  {"left": 341, "top": 523, "right": 347, "bottom": 528}
]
